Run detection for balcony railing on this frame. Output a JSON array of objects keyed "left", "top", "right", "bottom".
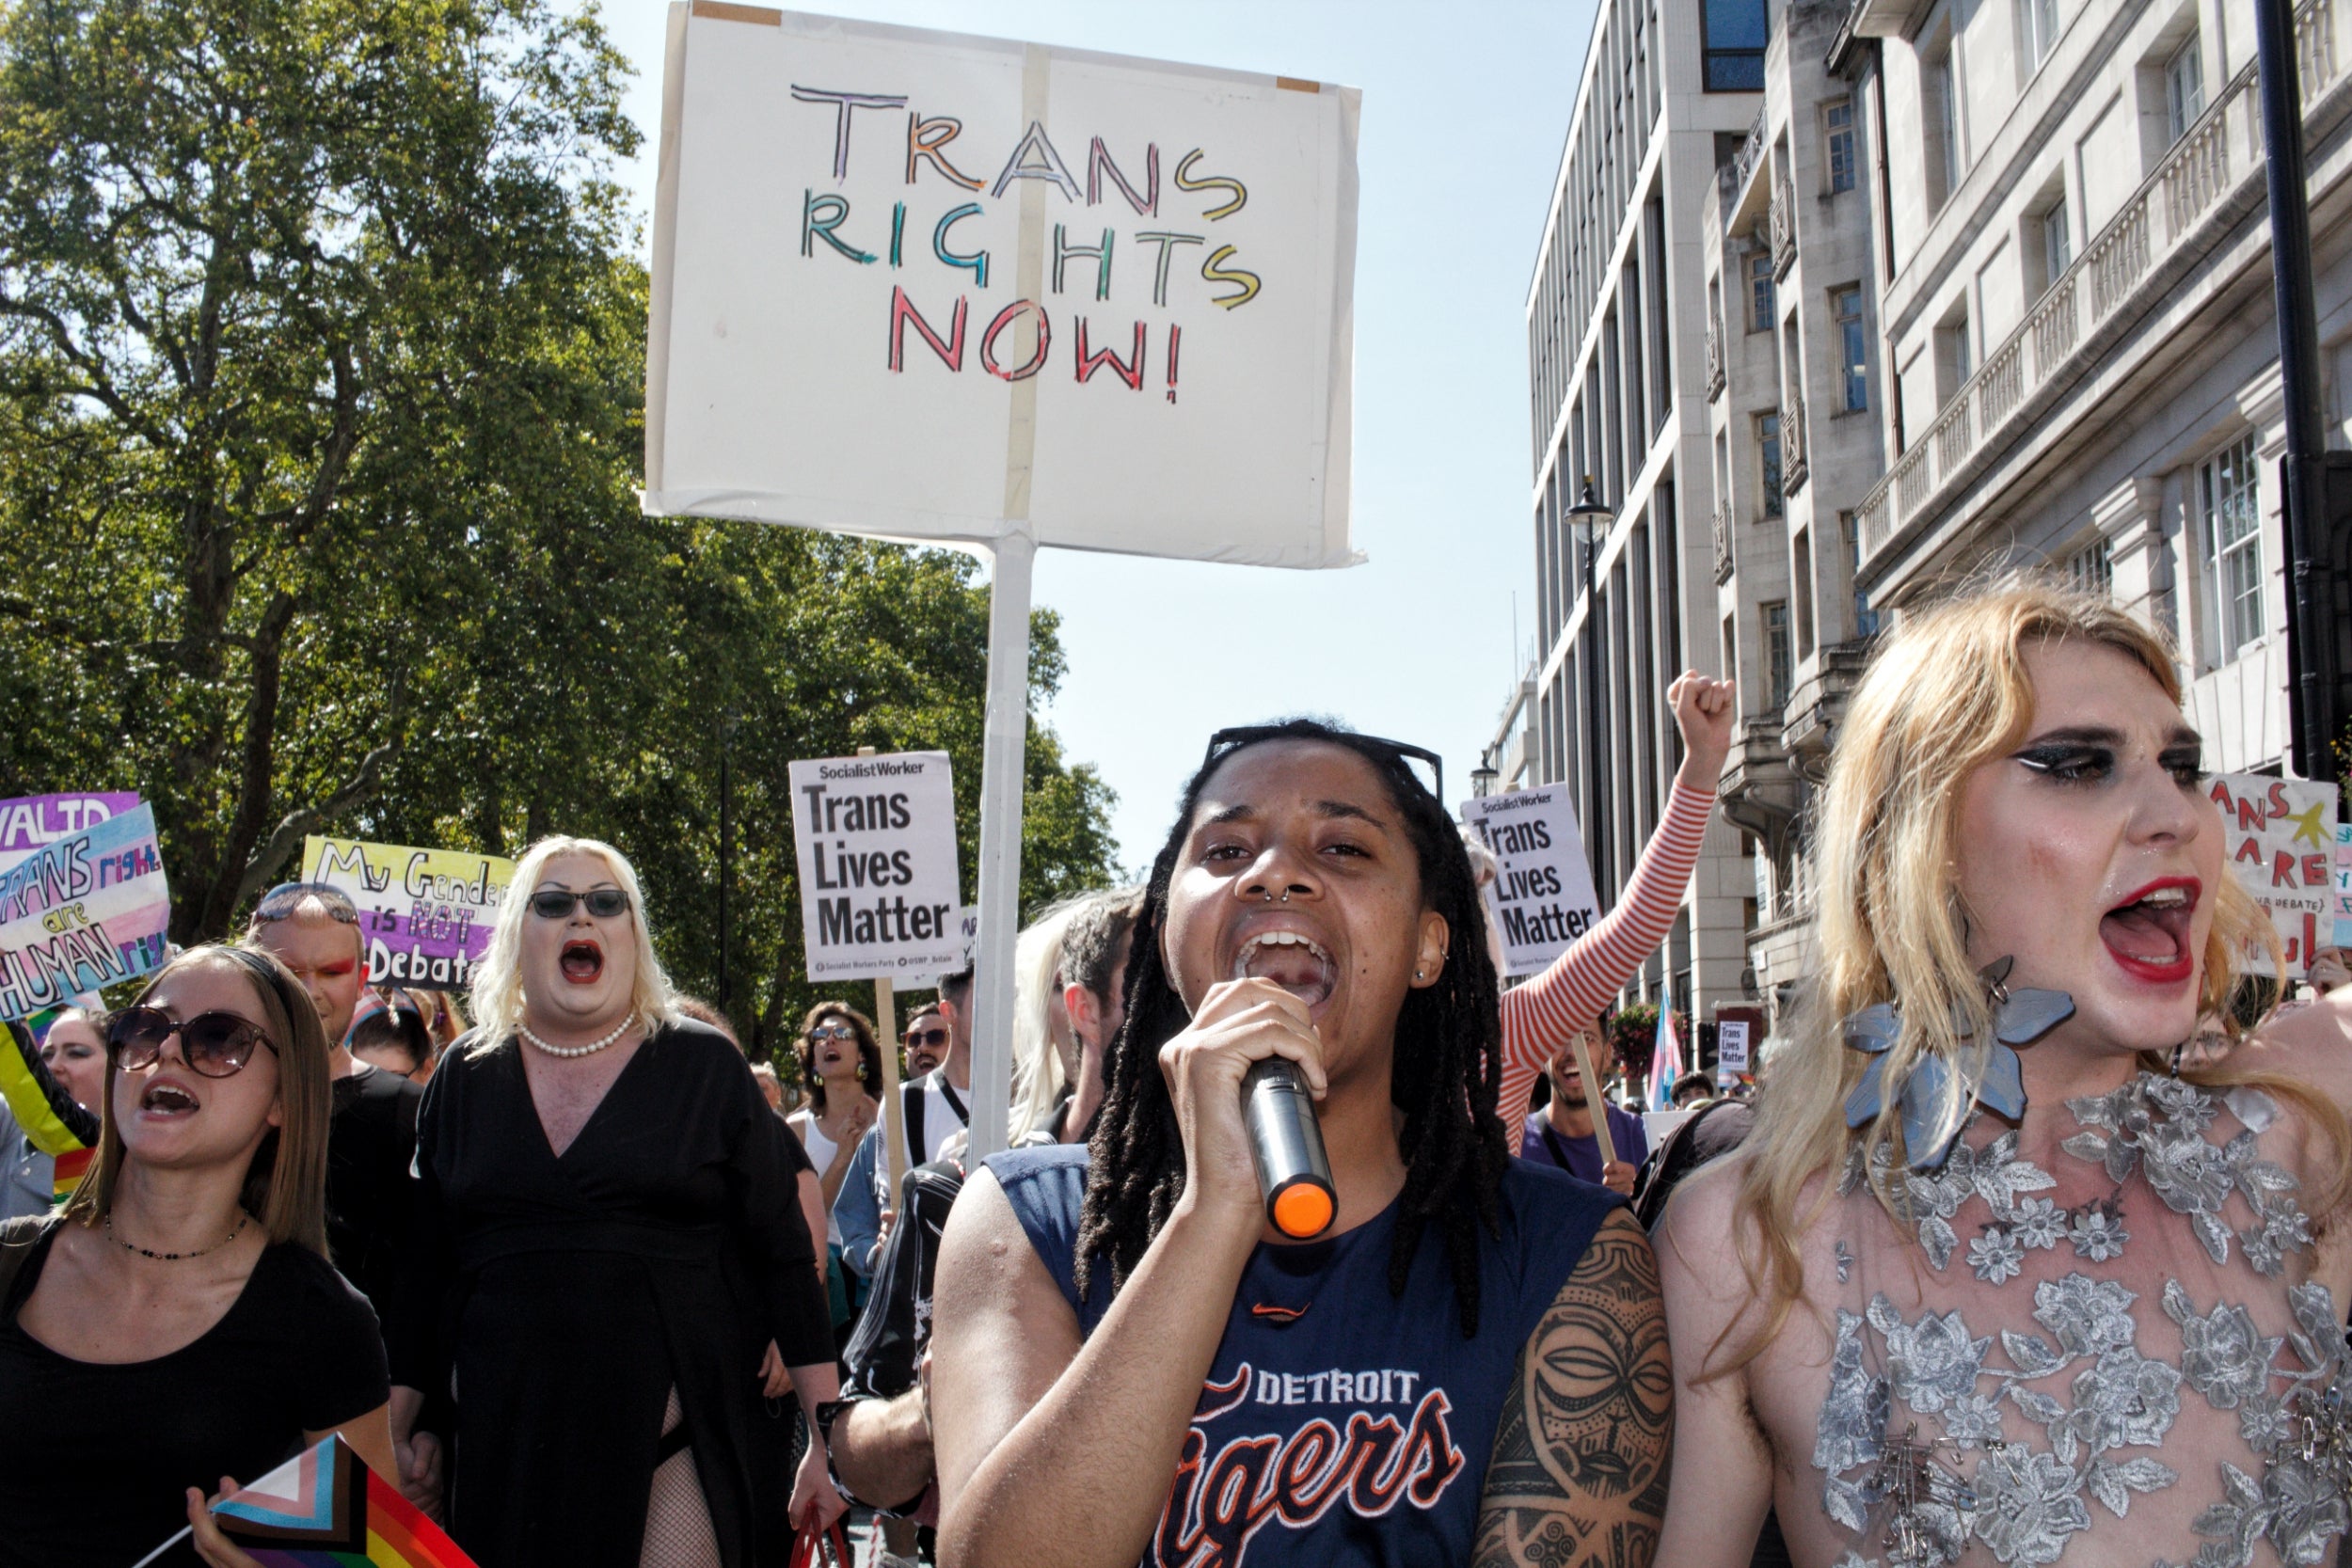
[
  {"left": 1722, "top": 107, "right": 1768, "bottom": 233},
  {"left": 1853, "top": 0, "right": 2344, "bottom": 570},
  {"left": 1707, "top": 312, "right": 1726, "bottom": 402},
  {"left": 1714, "top": 499, "right": 1735, "bottom": 584},
  {"left": 1783, "top": 393, "right": 1809, "bottom": 496},
  {"left": 1771, "top": 177, "right": 1797, "bottom": 279}
]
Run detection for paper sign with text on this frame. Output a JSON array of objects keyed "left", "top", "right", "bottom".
[
  {"left": 0, "top": 803, "right": 170, "bottom": 1020},
  {"left": 1459, "top": 786, "right": 1602, "bottom": 981},
  {"left": 300, "top": 837, "right": 517, "bottom": 991},
  {"left": 790, "top": 752, "right": 964, "bottom": 982},
  {"left": 0, "top": 792, "right": 141, "bottom": 876},
  {"left": 644, "top": 5, "right": 1359, "bottom": 568},
  {"left": 1717, "top": 1019, "right": 1753, "bottom": 1083},
  {"left": 2335, "top": 821, "right": 2351, "bottom": 951},
  {"left": 2208, "top": 772, "right": 2338, "bottom": 975}
]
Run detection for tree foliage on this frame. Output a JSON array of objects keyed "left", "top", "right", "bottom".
[{"left": 0, "top": 0, "right": 1118, "bottom": 1051}]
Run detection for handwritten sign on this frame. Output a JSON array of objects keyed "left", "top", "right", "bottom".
[
  {"left": 1458, "top": 785, "right": 1603, "bottom": 981},
  {"left": 2208, "top": 772, "right": 2338, "bottom": 975},
  {"left": 644, "top": 4, "right": 1360, "bottom": 567},
  {"left": 789, "top": 751, "right": 964, "bottom": 982},
  {"left": 0, "top": 792, "right": 141, "bottom": 876},
  {"left": 0, "top": 803, "right": 170, "bottom": 1020},
  {"left": 2335, "top": 821, "right": 2351, "bottom": 951},
  {"left": 299, "top": 836, "right": 516, "bottom": 991}
]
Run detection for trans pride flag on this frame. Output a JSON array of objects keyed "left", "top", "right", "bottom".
[
  {"left": 137, "top": 1435, "right": 474, "bottom": 1568},
  {"left": 1647, "top": 977, "right": 1686, "bottom": 1114}
]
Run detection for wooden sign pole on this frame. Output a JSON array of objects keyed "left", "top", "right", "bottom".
[
  {"left": 852, "top": 746, "right": 911, "bottom": 1201},
  {"left": 1568, "top": 1025, "right": 1617, "bottom": 1169}
]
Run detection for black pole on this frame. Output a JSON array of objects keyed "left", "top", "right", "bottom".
[
  {"left": 2252, "top": 0, "right": 2334, "bottom": 780},
  {"left": 718, "top": 721, "right": 734, "bottom": 1008},
  {"left": 1583, "top": 535, "right": 1607, "bottom": 905}
]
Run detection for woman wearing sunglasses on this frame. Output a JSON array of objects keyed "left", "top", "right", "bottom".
[
  {"left": 929, "top": 720, "right": 1671, "bottom": 1568},
  {"left": 0, "top": 945, "right": 393, "bottom": 1568},
  {"left": 390, "top": 836, "right": 841, "bottom": 1568},
  {"left": 786, "top": 1005, "right": 881, "bottom": 1339}
]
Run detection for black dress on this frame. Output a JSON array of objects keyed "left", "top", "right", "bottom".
[
  {"left": 392, "top": 1021, "right": 834, "bottom": 1568},
  {"left": 326, "top": 1063, "right": 421, "bottom": 1319},
  {"left": 0, "top": 1225, "right": 389, "bottom": 1568}
]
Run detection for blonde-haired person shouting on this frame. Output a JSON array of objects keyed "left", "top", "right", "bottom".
[{"left": 390, "top": 837, "right": 840, "bottom": 1568}]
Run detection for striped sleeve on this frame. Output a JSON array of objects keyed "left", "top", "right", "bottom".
[{"left": 1498, "top": 778, "right": 1715, "bottom": 1150}]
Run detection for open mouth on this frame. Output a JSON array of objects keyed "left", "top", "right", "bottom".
[
  {"left": 1232, "top": 929, "right": 1338, "bottom": 1010},
  {"left": 2099, "top": 877, "right": 2199, "bottom": 985},
  {"left": 560, "top": 940, "right": 605, "bottom": 984},
  {"left": 140, "top": 1081, "right": 199, "bottom": 1117}
]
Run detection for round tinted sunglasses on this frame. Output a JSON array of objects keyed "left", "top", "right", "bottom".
[
  {"left": 107, "top": 1006, "right": 278, "bottom": 1078},
  {"left": 528, "top": 888, "right": 630, "bottom": 920},
  {"left": 808, "top": 1023, "right": 857, "bottom": 1041}
]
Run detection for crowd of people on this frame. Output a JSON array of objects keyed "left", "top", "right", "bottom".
[{"left": 1, "top": 583, "right": 2350, "bottom": 1568}]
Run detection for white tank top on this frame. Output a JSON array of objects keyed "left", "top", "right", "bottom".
[{"left": 793, "top": 1111, "right": 845, "bottom": 1247}]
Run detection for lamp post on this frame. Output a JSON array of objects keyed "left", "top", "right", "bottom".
[
  {"left": 1470, "top": 757, "right": 1500, "bottom": 799},
  {"left": 1563, "top": 476, "right": 1615, "bottom": 883}
]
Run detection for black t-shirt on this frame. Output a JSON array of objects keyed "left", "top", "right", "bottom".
[
  {"left": 326, "top": 1063, "right": 421, "bottom": 1318},
  {"left": 0, "top": 1225, "right": 389, "bottom": 1568}
]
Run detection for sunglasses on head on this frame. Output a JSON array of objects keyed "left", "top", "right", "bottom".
[
  {"left": 809, "top": 1023, "right": 857, "bottom": 1041},
  {"left": 107, "top": 1006, "right": 278, "bottom": 1078},
  {"left": 252, "top": 881, "right": 360, "bottom": 926},
  {"left": 1200, "top": 726, "right": 1445, "bottom": 806},
  {"left": 904, "top": 1026, "right": 948, "bottom": 1049},
  {"left": 528, "top": 887, "right": 630, "bottom": 920}
]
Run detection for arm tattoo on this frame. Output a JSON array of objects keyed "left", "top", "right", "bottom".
[{"left": 1474, "top": 1209, "right": 1672, "bottom": 1568}]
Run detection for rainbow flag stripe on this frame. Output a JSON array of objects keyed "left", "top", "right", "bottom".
[
  {"left": 210, "top": 1436, "right": 474, "bottom": 1568},
  {"left": 48, "top": 1144, "right": 91, "bottom": 1203}
]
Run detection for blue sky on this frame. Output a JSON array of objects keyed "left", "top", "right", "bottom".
[{"left": 602, "top": 0, "right": 1594, "bottom": 870}]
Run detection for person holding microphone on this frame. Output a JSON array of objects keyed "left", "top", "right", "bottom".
[{"left": 928, "top": 721, "right": 1671, "bottom": 1568}]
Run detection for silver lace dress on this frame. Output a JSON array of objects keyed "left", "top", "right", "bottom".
[{"left": 1813, "top": 1074, "right": 2352, "bottom": 1568}]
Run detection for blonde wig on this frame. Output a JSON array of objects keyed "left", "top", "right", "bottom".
[
  {"left": 1717, "top": 583, "right": 2347, "bottom": 1372},
  {"left": 64, "top": 944, "right": 332, "bottom": 1257},
  {"left": 1008, "top": 892, "right": 1099, "bottom": 1144},
  {"left": 467, "top": 836, "right": 679, "bottom": 1053}
]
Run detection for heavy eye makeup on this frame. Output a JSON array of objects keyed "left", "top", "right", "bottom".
[{"left": 2010, "top": 729, "right": 2204, "bottom": 788}]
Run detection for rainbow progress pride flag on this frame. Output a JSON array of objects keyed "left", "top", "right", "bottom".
[{"left": 207, "top": 1435, "right": 472, "bottom": 1567}]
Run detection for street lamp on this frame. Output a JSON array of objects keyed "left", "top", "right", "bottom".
[
  {"left": 1470, "top": 757, "right": 1499, "bottom": 798},
  {"left": 1562, "top": 476, "right": 1614, "bottom": 887}
]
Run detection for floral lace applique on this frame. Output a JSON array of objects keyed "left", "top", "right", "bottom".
[{"left": 1815, "top": 1076, "right": 2339, "bottom": 1566}]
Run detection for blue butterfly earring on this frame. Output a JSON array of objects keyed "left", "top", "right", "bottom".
[{"left": 1841, "top": 956, "right": 2074, "bottom": 1169}]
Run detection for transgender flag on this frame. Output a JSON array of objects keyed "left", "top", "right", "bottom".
[{"left": 1649, "top": 977, "right": 1685, "bottom": 1114}]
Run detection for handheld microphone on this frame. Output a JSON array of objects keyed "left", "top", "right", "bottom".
[{"left": 1241, "top": 1057, "right": 1336, "bottom": 1239}]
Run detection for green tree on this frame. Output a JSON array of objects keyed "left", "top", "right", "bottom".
[{"left": 0, "top": 0, "right": 1119, "bottom": 1048}]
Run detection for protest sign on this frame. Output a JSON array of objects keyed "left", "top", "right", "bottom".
[
  {"left": 2335, "top": 821, "right": 2350, "bottom": 951},
  {"left": 299, "top": 837, "right": 516, "bottom": 991},
  {"left": 1459, "top": 784, "right": 1603, "bottom": 980},
  {"left": 0, "top": 792, "right": 141, "bottom": 876},
  {"left": 2207, "top": 772, "right": 2338, "bottom": 975},
  {"left": 1717, "top": 1019, "right": 1753, "bottom": 1085},
  {"left": 789, "top": 751, "right": 964, "bottom": 982},
  {"left": 644, "top": 5, "right": 1360, "bottom": 568},
  {"left": 0, "top": 803, "right": 170, "bottom": 1020}
]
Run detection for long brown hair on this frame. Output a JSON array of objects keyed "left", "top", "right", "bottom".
[
  {"left": 62, "top": 944, "right": 333, "bottom": 1256},
  {"left": 1711, "top": 584, "right": 2350, "bottom": 1375},
  {"left": 797, "top": 1001, "right": 881, "bottom": 1114}
]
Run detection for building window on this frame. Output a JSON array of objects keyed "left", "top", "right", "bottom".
[
  {"left": 1841, "top": 510, "right": 1881, "bottom": 637},
  {"left": 1793, "top": 527, "right": 1817, "bottom": 659},
  {"left": 2068, "top": 537, "right": 2113, "bottom": 598},
  {"left": 1762, "top": 600, "right": 1793, "bottom": 710},
  {"left": 2041, "top": 200, "right": 2073, "bottom": 283},
  {"left": 2201, "top": 436, "right": 2263, "bottom": 664},
  {"left": 1703, "top": 0, "right": 1768, "bottom": 90},
  {"left": 2167, "top": 35, "right": 2206, "bottom": 143},
  {"left": 1926, "top": 42, "right": 1963, "bottom": 207},
  {"left": 2017, "top": 0, "right": 2059, "bottom": 69},
  {"left": 1834, "top": 286, "right": 1868, "bottom": 413},
  {"left": 1825, "top": 100, "right": 1858, "bottom": 193},
  {"left": 1748, "top": 252, "right": 1774, "bottom": 332},
  {"left": 1723, "top": 611, "right": 1740, "bottom": 703},
  {"left": 1758, "top": 412, "right": 1784, "bottom": 516}
]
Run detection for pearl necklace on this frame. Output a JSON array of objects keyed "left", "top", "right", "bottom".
[
  {"left": 105, "top": 1211, "right": 246, "bottom": 1261},
  {"left": 518, "top": 1016, "right": 634, "bottom": 1058}
]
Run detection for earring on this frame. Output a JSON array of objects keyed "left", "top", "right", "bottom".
[
  {"left": 2169, "top": 1038, "right": 2186, "bottom": 1077},
  {"left": 1415, "top": 968, "right": 1425, "bottom": 979}
]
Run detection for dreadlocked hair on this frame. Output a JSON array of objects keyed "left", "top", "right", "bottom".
[{"left": 1073, "top": 719, "right": 1510, "bottom": 1336}]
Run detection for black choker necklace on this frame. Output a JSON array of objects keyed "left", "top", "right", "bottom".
[{"left": 104, "top": 1211, "right": 247, "bottom": 1261}]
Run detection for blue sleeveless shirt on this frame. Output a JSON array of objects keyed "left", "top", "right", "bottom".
[{"left": 984, "top": 1146, "right": 1620, "bottom": 1568}]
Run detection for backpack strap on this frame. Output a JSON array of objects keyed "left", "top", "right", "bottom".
[
  {"left": 0, "top": 1212, "right": 64, "bottom": 1322},
  {"left": 904, "top": 1078, "right": 928, "bottom": 1165}
]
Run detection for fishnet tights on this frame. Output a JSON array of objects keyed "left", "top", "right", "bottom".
[{"left": 640, "top": 1386, "right": 721, "bottom": 1568}]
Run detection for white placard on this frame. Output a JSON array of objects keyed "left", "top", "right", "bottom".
[
  {"left": 2207, "top": 772, "right": 2339, "bottom": 976},
  {"left": 644, "top": 4, "right": 1360, "bottom": 568},
  {"left": 789, "top": 751, "right": 964, "bottom": 982},
  {"left": 1716, "top": 1019, "right": 1752, "bottom": 1082},
  {"left": 1459, "top": 785, "right": 1602, "bottom": 981}
]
